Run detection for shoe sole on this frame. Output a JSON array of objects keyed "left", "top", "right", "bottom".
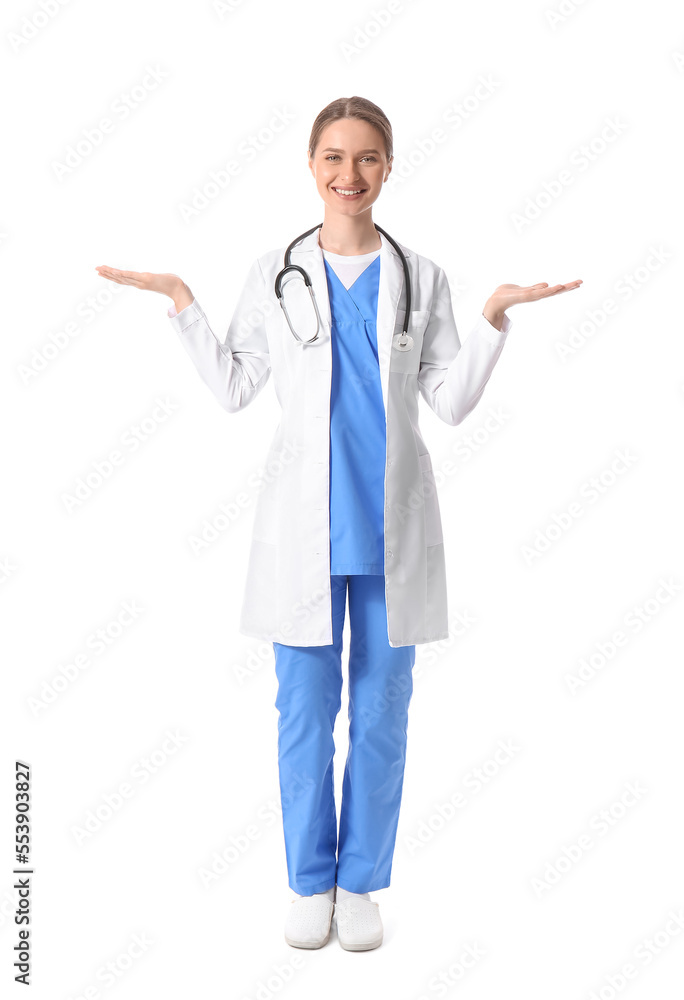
[
  {"left": 284, "top": 931, "right": 332, "bottom": 949},
  {"left": 338, "top": 933, "right": 383, "bottom": 951}
]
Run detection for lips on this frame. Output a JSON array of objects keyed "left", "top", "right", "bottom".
[{"left": 331, "top": 186, "right": 367, "bottom": 198}]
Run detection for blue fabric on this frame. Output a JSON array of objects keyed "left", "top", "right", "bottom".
[
  {"left": 273, "top": 575, "right": 415, "bottom": 894},
  {"left": 325, "top": 257, "right": 386, "bottom": 575}
]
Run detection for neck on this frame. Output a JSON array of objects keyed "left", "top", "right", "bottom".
[{"left": 318, "top": 211, "right": 381, "bottom": 255}]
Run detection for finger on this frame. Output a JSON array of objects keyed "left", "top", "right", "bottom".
[
  {"left": 99, "top": 274, "right": 135, "bottom": 286},
  {"left": 113, "top": 268, "right": 148, "bottom": 288},
  {"left": 100, "top": 267, "right": 135, "bottom": 282},
  {"left": 502, "top": 283, "right": 548, "bottom": 292},
  {"left": 541, "top": 283, "right": 582, "bottom": 297},
  {"left": 515, "top": 284, "right": 560, "bottom": 299},
  {"left": 95, "top": 268, "right": 126, "bottom": 284},
  {"left": 539, "top": 280, "right": 583, "bottom": 290},
  {"left": 96, "top": 266, "right": 139, "bottom": 279},
  {"left": 96, "top": 267, "right": 145, "bottom": 287},
  {"left": 513, "top": 283, "right": 551, "bottom": 296}
]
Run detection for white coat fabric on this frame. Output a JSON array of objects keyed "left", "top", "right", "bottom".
[{"left": 168, "top": 228, "right": 512, "bottom": 647}]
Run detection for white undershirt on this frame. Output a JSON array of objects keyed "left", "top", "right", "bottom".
[{"left": 322, "top": 248, "right": 381, "bottom": 290}]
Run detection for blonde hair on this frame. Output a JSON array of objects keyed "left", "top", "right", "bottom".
[{"left": 308, "top": 96, "right": 393, "bottom": 161}]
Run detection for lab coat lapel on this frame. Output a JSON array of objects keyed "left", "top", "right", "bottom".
[{"left": 376, "top": 232, "right": 405, "bottom": 414}]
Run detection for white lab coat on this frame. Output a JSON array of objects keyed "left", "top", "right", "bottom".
[{"left": 168, "top": 228, "right": 512, "bottom": 647}]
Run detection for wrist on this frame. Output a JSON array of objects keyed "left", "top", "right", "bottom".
[
  {"left": 483, "top": 299, "right": 505, "bottom": 331},
  {"left": 172, "top": 279, "right": 193, "bottom": 313}
]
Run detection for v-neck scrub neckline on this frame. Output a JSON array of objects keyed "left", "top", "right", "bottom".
[{"left": 322, "top": 247, "right": 381, "bottom": 292}]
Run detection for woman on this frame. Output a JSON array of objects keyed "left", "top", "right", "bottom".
[{"left": 95, "top": 96, "right": 581, "bottom": 952}]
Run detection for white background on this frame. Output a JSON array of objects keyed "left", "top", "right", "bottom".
[{"left": 2, "top": 0, "right": 683, "bottom": 996}]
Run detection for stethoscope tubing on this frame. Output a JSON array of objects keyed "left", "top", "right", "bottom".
[{"left": 274, "top": 222, "right": 412, "bottom": 347}]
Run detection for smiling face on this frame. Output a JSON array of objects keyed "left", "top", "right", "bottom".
[{"left": 308, "top": 117, "right": 392, "bottom": 218}]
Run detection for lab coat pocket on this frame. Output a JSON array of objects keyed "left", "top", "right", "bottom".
[
  {"left": 390, "top": 309, "right": 430, "bottom": 374},
  {"left": 419, "top": 451, "right": 443, "bottom": 547}
]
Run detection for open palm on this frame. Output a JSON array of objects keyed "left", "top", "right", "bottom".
[{"left": 488, "top": 279, "right": 583, "bottom": 313}]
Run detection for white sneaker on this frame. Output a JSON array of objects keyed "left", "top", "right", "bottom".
[
  {"left": 335, "top": 890, "right": 383, "bottom": 951},
  {"left": 284, "top": 886, "right": 336, "bottom": 949}
]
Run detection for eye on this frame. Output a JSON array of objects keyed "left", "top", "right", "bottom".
[{"left": 324, "top": 154, "right": 377, "bottom": 162}]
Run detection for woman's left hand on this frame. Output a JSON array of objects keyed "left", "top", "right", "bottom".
[{"left": 483, "top": 279, "right": 583, "bottom": 330}]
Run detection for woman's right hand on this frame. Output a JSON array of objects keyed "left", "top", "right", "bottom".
[{"left": 94, "top": 266, "right": 194, "bottom": 313}]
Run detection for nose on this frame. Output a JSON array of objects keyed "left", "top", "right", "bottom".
[{"left": 338, "top": 161, "right": 361, "bottom": 183}]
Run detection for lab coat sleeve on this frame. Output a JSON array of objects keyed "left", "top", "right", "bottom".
[
  {"left": 417, "top": 267, "right": 511, "bottom": 426},
  {"left": 166, "top": 257, "right": 271, "bottom": 413}
]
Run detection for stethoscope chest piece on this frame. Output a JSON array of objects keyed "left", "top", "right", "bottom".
[{"left": 392, "top": 332, "right": 414, "bottom": 352}]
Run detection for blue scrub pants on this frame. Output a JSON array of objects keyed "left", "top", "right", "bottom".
[{"left": 273, "top": 574, "right": 416, "bottom": 894}]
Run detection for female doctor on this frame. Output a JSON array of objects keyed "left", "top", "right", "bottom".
[{"left": 95, "top": 96, "right": 582, "bottom": 953}]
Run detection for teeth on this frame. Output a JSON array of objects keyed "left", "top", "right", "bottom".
[{"left": 335, "top": 188, "right": 363, "bottom": 195}]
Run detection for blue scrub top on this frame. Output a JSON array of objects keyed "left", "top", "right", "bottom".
[{"left": 325, "top": 256, "right": 386, "bottom": 575}]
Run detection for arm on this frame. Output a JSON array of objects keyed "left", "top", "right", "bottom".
[
  {"left": 94, "top": 259, "right": 272, "bottom": 414},
  {"left": 168, "top": 258, "right": 272, "bottom": 413},
  {"left": 417, "top": 267, "right": 511, "bottom": 426}
]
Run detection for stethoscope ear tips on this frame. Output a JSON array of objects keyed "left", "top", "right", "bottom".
[{"left": 392, "top": 333, "right": 414, "bottom": 352}]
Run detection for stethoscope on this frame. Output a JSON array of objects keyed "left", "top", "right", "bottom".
[{"left": 274, "top": 222, "right": 414, "bottom": 352}]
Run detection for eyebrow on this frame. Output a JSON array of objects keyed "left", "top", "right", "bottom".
[{"left": 320, "top": 147, "right": 381, "bottom": 154}]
